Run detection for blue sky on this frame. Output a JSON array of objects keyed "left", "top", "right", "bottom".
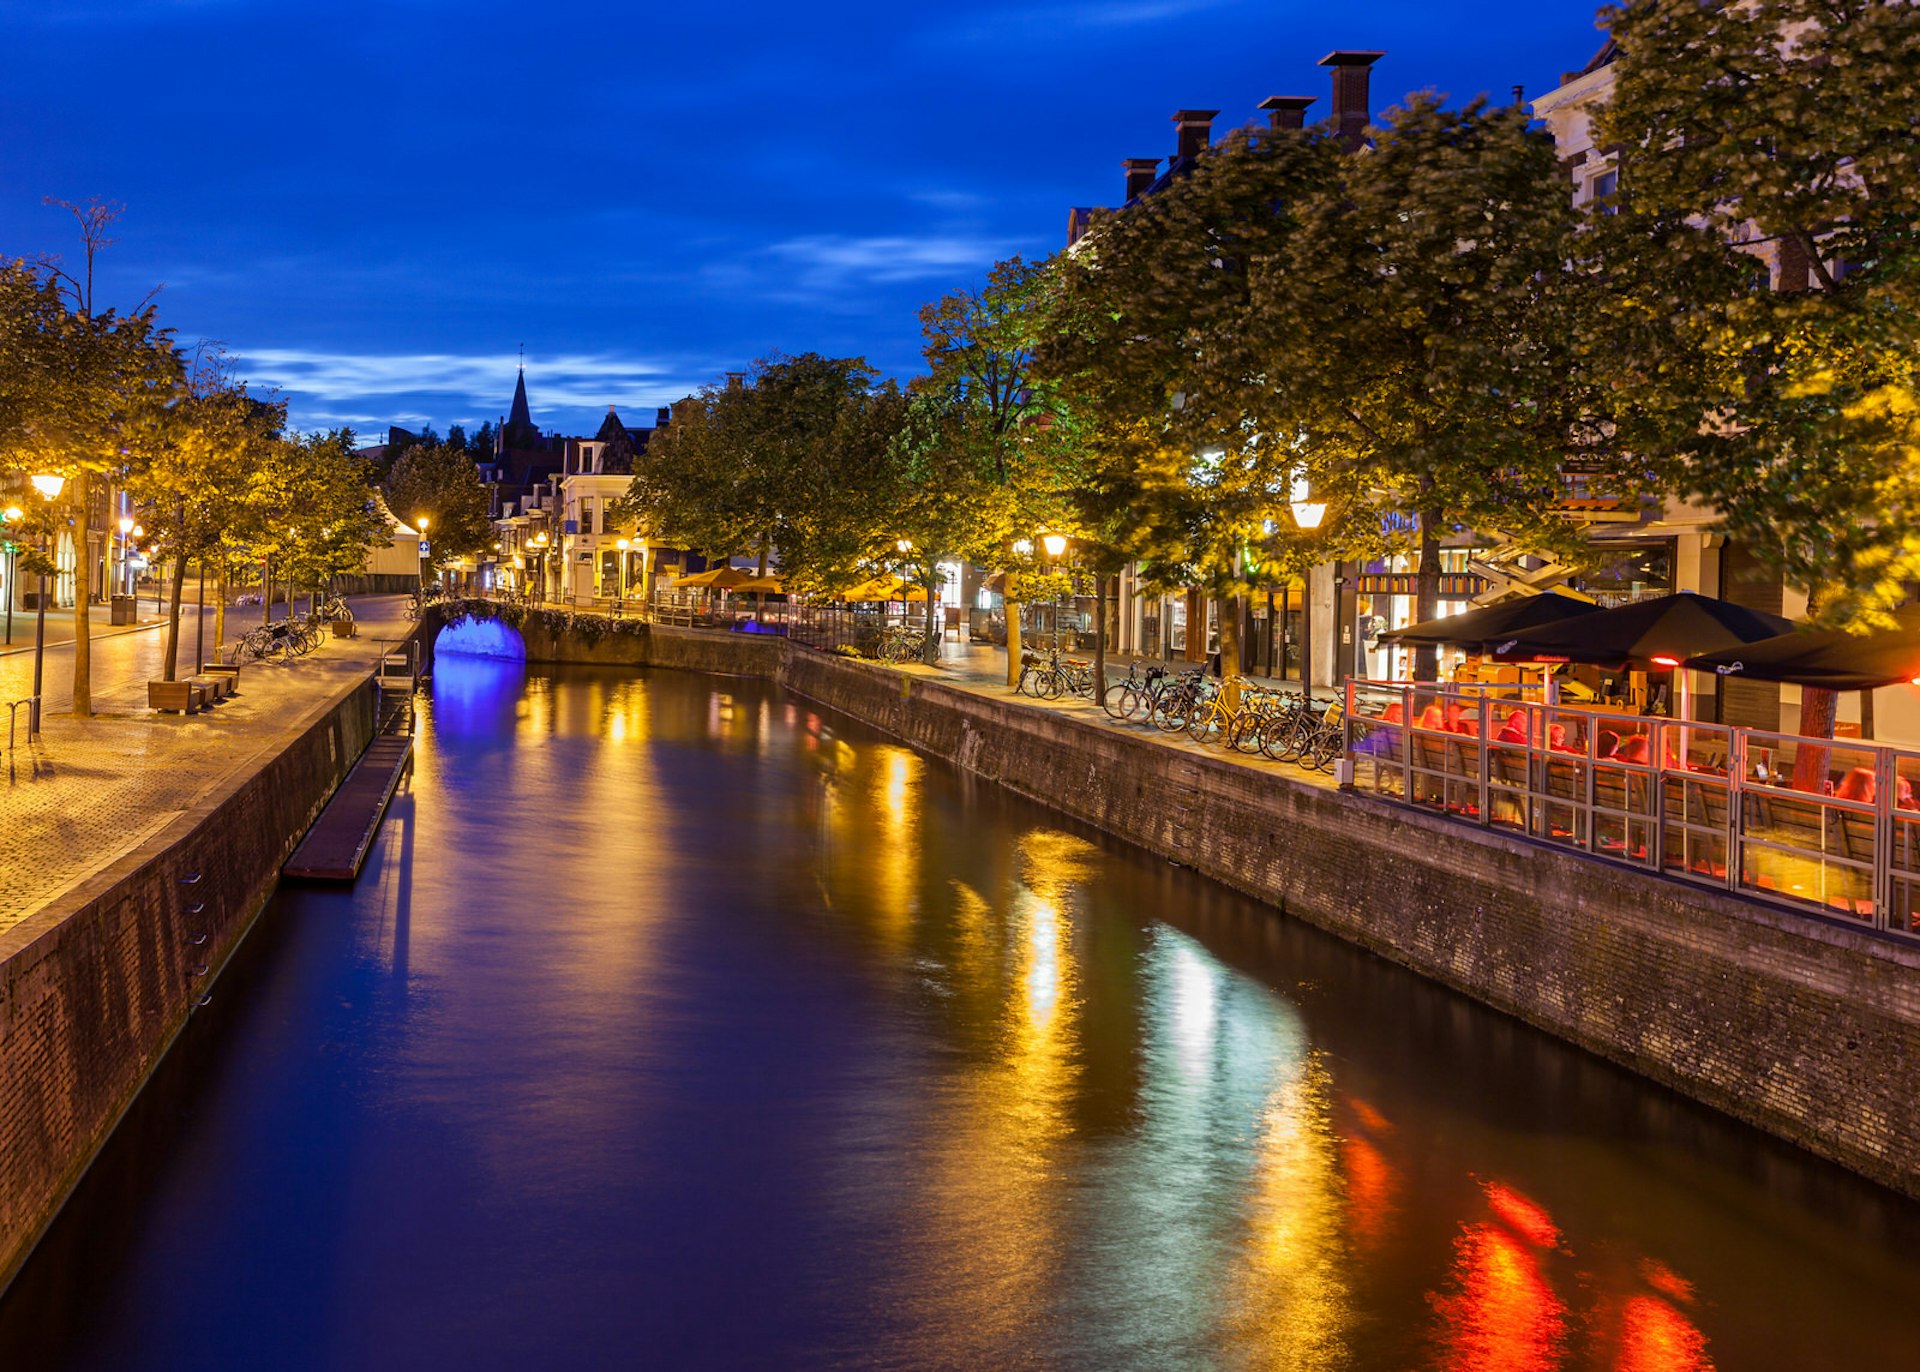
[{"left": 1, "top": 0, "right": 1609, "bottom": 440}]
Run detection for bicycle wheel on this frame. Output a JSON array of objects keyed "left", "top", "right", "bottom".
[
  {"left": 1272, "top": 714, "right": 1312, "bottom": 763},
  {"left": 1187, "top": 705, "right": 1216, "bottom": 744},
  {"left": 1101, "top": 678, "right": 1131, "bottom": 719},
  {"left": 1310, "top": 726, "right": 1344, "bottom": 771},
  {"left": 1036, "top": 669, "right": 1064, "bottom": 700},
  {"left": 1113, "top": 684, "right": 1145, "bottom": 722},
  {"left": 1156, "top": 692, "right": 1192, "bottom": 733}
]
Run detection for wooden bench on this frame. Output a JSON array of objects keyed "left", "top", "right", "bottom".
[
  {"left": 148, "top": 679, "right": 204, "bottom": 714},
  {"left": 190, "top": 673, "right": 230, "bottom": 703},
  {"left": 201, "top": 660, "right": 241, "bottom": 693}
]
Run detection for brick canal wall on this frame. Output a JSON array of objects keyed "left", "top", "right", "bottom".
[
  {"left": 0, "top": 682, "right": 374, "bottom": 1291},
  {"left": 651, "top": 626, "right": 1920, "bottom": 1198}
]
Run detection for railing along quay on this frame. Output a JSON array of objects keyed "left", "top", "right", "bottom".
[{"left": 1342, "top": 679, "right": 1920, "bottom": 940}]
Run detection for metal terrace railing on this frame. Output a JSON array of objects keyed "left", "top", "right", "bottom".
[{"left": 1343, "top": 679, "right": 1920, "bottom": 942}]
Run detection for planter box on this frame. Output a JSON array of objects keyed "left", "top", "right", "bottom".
[
  {"left": 331, "top": 619, "right": 354, "bottom": 638},
  {"left": 201, "top": 662, "right": 240, "bottom": 692},
  {"left": 189, "top": 674, "right": 230, "bottom": 703}
]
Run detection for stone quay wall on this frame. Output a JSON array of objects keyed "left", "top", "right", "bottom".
[
  {"left": 624, "top": 623, "right": 1920, "bottom": 1198},
  {"left": 0, "top": 682, "right": 374, "bottom": 1290}
]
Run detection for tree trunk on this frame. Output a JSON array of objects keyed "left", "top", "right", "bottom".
[
  {"left": 1005, "top": 588, "right": 1023, "bottom": 688},
  {"left": 70, "top": 470, "right": 93, "bottom": 716},
  {"left": 163, "top": 542, "right": 188, "bottom": 682},
  {"left": 263, "top": 559, "right": 273, "bottom": 626},
  {"left": 921, "top": 553, "right": 942, "bottom": 665},
  {"left": 1217, "top": 595, "right": 1243, "bottom": 706},
  {"left": 1092, "top": 571, "right": 1109, "bottom": 707},
  {"left": 1412, "top": 508, "right": 1443, "bottom": 682},
  {"left": 215, "top": 559, "right": 228, "bottom": 657},
  {"left": 1300, "top": 579, "right": 1314, "bottom": 695},
  {"left": 1792, "top": 687, "right": 1840, "bottom": 792},
  {"left": 1862, "top": 689, "right": 1876, "bottom": 742},
  {"left": 756, "top": 536, "right": 769, "bottom": 626}
]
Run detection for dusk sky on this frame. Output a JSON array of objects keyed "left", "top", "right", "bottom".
[{"left": 3, "top": 0, "right": 1609, "bottom": 441}]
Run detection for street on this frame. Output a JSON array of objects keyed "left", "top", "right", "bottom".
[{"left": 0, "top": 607, "right": 218, "bottom": 716}]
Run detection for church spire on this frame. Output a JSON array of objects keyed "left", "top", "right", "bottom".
[
  {"left": 504, "top": 352, "right": 539, "bottom": 449},
  {"left": 508, "top": 366, "right": 533, "bottom": 430}
]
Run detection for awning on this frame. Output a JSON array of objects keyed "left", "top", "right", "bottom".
[
  {"left": 1378, "top": 590, "right": 1600, "bottom": 651},
  {"left": 676, "top": 566, "right": 755, "bottom": 590},
  {"left": 1487, "top": 591, "right": 1795, "bottom": 671},
  {"left": 1687, "top": 605, "right": 1920, "bottom": 691}
]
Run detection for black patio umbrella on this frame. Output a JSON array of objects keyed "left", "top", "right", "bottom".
[
  {"left": 1378, "top": 590, "right": 1602, "bottom": 652},
  {"left": 1686, "top": 605, "right": 1920, "bottom": 691},
  {"left": 1486, "top": 592, "right": 1796, "bottom": 670}
]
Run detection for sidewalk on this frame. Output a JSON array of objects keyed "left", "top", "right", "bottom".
[
  {"left": 0, "top": 597, "right": 413, "bottom": 935},
  {"left": 888, "top": 637, "right": 1342, "bottom": 789}
]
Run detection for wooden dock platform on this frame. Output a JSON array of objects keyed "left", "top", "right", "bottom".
[{"left": 282, "top": 733, "right": 414, "bottom": 881}]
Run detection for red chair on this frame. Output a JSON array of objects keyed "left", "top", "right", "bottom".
[{"left": 1835, "top": 767, "right": 1876, "bottom": 804}]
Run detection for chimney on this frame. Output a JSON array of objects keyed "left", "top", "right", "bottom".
[
  {"left": 1123, "top": 158, "right": 1160, "bottom": 200},
  {"left": 1171, "top": 109, "right": 1219, "bottom": 166},
  {"left": 1257, "top": 95, "right": 1316, "bottom": 132},
  {"left": 1319, "top": 50, "right": 1385, "bottom": 151}
]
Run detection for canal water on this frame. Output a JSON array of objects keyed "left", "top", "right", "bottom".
[{"left": 5, "top": 658, "right": 1920, "bottom": 1370}]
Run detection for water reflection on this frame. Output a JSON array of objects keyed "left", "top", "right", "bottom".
[{"left": 4, "top": 666, "right": 1920, "bottom": 1371}]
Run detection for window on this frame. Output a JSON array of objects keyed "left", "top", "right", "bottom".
[{"left": 1589, "top": 168, "right": 1618, "bottom": 213}]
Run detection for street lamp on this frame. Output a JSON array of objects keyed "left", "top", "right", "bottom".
[
  {"left": 1289, "top": 472, "right": 1327, "bottom": 531},
  {"left": 1, "top": 505, "right": 21, "bottom": 647},
  {"left": 27, "top": 473, "right": 65, "bottom": 736},
  {"left": 117, "top": 515, "right": 134, "bottom": 596},
  {"left": 1039, "top": 532, "right": 1068, "bottom": 651},
  {"left": 616, "top": 537, "right": 631, "bottom": 610},
  {"left": 415, "top": 514, "right": 432, "bottom": 593},
  {"left": 529, "top": 530, "right": 549, "bottom": 602}
]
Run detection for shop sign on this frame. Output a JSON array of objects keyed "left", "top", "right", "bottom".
[{"left": 1354, "top": 572, "right": 1487, "bottom": 598}]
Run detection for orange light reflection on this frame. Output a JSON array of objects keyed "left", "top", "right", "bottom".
[{"left": 1430, "top": 1223, "right": 1567, "bottom": 1372}]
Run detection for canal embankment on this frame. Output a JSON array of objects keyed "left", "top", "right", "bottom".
[
  {"left": 0, "top": 615, "right": 400, "bottom": 1292},
  {"left": 419, "top": 604, "right": 1920, "bottom": 1198}
]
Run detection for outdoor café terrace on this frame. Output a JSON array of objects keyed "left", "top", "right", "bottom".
[{"left": 1343, "top": 594, "right": 1920, "bottom": 942}]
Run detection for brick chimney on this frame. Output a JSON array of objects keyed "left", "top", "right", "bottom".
[
  {"left": 1319, "top": 50, "right": 1385, "bottom": 151},
  {"left": 1258, "top": 95, "right": 1316, "bottom": 132},
  {"left": 1171, "top": 109, "right": 1220, "bottom": 166},
  {"left": 1123, "top": 158, "right": 1160, "bottom": 200}
]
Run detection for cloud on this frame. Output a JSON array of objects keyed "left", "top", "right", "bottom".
[
  {"left": 738, "top": 233, "right": 1039, "bottom": 305},
  {"left": 232, "top": 347, "right": 721, "bottom": 432},
  {"left": 927, "top": 0, "right": 1240, "bottom": 44}
]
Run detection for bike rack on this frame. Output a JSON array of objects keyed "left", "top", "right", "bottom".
[{"left": 6, "top": 696, "right": 37, "bottom": 750}]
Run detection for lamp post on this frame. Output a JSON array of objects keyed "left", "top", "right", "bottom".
[
  {"left": 529, "top": 530, "right": 549, "bottom": 604},
  {"left": 1288, "top": 474, "right": 1325, "bottom": 691},
  {"left": 616, "top": 537, "right": 631, "bottom": 613},
  {"left": 27, "top": 474, "right": 66, "bottom": 736},
  {"left": 1040, "top": 532, "right": 1067, "bottom": 652},
  {"left": 2, "top": 504, "right": 21, "bottom": 647},
  {"left": 415, "top": 514, "right": 432, "bottom": 594}
]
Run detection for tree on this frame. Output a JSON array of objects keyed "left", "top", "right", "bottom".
[
  {"left": 0, "top": 204, "right": 178, "bottom": 715},
  {"left": 1595, "top": 0, "right": 1920, "bottom": 624},
  {"left": 1041, "top": 121, "right": 1360, "bottom": 688},
  {"left": 904, "top": 257, "right": 1087, "bottom": 677},
  {"left": 1595, "top": 0, "right": 1920, "bottom": 747},
  {"left": 618, "top": 355, "right": 908, "bottom": 590},
  {"left": 1250, "top": 94, "right": 1623, "bottom": 679},
  {"left": 384, "top": 441, "right": 492, "bottom": 567},
  {"left": 128, "top": 348, "right": 275, "bottom": 680}
]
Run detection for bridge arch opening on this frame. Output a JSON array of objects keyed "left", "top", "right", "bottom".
[{"left": 433, "top": 612, "right": 528, "bottom": 662}]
